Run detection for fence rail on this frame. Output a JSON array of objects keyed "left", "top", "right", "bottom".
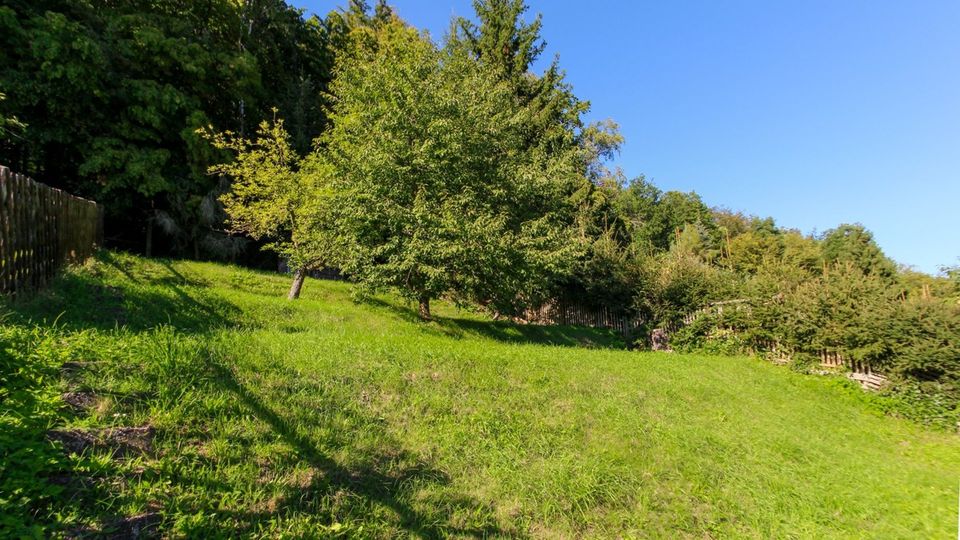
[
  {"left": 751, "top": 342, "right": 887, "bottom": 389},
  {"left": 524, "top": 300, "right": 645, "bottom": 337},
  {"left": 0, "top": 165, "right": 101, "bottom": 295},
  {"left": 653, "top": 299, "right": 889, "bottom": 390}
]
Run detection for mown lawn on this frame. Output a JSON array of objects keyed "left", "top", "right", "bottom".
[{"left": 2, "top": 251, "right": 958, "bottom": 538}]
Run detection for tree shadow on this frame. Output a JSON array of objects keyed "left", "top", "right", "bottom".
[
  {"left": 441, "top": 317, "right": 625, "bottom": 350},
  {"left": 207, "top": 360, "right": 510, "bottom": 538},
  {"left": 360, "top": 297, "right": 625, "bottom": 350},
  {"left": 0, "top": 327, "right": 135, "bottom": 537},
  {"left": 1, "top": 252, "right": 246, "bottom": 334}
]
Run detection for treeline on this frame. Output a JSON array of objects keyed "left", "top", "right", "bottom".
[
  {"left": 581, "top": 176, "right": 959, "bottom": 423},
  {"left": 1, "top": 1, "right": 957, "bottom": 421},
  {"left": 0, "top": 0, "right": 380, "bottom": 259}
]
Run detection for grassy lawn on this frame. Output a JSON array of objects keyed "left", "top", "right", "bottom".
[{"left": 2, "top": 252, "right": 958, "bottom": 538}]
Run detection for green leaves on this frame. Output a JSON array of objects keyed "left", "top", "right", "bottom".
[
  {"left": 317, "top": 19, "right": 579, "bottom": 315},
  {"left": 0, "top": 0, "right": 332, "bottom": 257},
  {"left": 206, "top": 117, "right": 335, "bottom": 275}
]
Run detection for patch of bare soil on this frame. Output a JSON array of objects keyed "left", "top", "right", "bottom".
[
  {"left": 48, "top": 426, "right": 155, "bottom": 457},
  {"left": 61, "top": 391, "right": 99, "bottom": 411},
  {"left": 68, "top": 510, "right": 161, "bottom": 540}
]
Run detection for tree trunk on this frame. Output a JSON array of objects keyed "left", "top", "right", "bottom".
[
  {"left": 288, "top": 267, "right": 306, "bottom": 300},
  {"left": 145, "top": 218, "right": 153, "bottom": 258},
  {"left": 418, "top": 294, "right": 431, "bottom": 320}
]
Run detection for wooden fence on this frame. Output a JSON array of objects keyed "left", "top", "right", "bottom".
[
  {"left": 752, "top": 343, "right": 887, "bottom": 390},
  {"left": 659, "top": 300, "right": 890, "bottom": 390},
  {"left": 0, "top": 165, "right": 101, "bottom": 295},
  {"left": 523, "top": 300, "right": 646, "bottom": 337}
]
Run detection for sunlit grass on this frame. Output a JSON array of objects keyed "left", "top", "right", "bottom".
[{"left": 2, "top": 251, "right": 958, "bottom": 538}]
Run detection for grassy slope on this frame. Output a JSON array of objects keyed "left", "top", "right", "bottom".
[{"left": 2, "top": 252, "right": 958, "bottom": 538}]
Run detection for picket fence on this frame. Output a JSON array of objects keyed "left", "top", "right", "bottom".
[
  {"left": 753, "top": 340, "right": 886, "bottom": 389},
  {"left": 0, "top": 166, "right": 101, "bottom": 295}
]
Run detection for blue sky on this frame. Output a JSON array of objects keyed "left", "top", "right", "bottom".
[{"left": 296, "top": 1, "right": 960, "bottom": 274}]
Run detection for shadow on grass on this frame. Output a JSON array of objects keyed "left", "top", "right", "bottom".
[
  {"left": 361, "top": 297, "right": 625, "bottom": 350},
  {"left": 0, "top": 327, "right": 131, "bottom": 537},
  {"left": 1, "top": 252, "right": 246, "bottom": 334},
  {"left": 208, "top": 360, "right": 509, "bottom": 538}
]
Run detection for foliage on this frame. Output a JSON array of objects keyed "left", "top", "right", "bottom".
[
  {"left": 669, "top": 314, "right": 747, "bottom": 356},
  {"left": 877, "top": 379, "right": 960, "bottom": 430},
  {"left": 207, "top": 117, "right": 335, "bottom": 278},
  {"left": 820, "top": 223, "right": 897, "bottom": 279},
  {"left": 888, "top": 297, "right": 960, "bottom": 395},
  {"left": 0, "top": 92, "right": 25, "bottom": 142},
  {"left": 0, "top": 0, "right": 331, "bottom": 258},
  {"left": 614, "top": 177, "right": 719, "bottom": 254},
  {"left": 451, "top": 0, "right": 588, "bottom": 155},
  {"left": 636, "top": 248, "right": 738, "bottom": 327},
  {"left": 320, "top": 18, "right": 580, "bottom": 317},
  {"left": 0, "top": 323, "right": 124, "bottom": 537}
]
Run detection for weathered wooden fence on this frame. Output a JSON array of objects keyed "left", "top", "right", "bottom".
[
  {"left": 659, "top": 300, "right": 890, "bottom": 390},
  {"left": 524, "top": 300, "right": 646, "bottom": 337},
  {"left": 812, "top": 349, "right": 886, "bottom": 389},
  {"left": 0, "top": 165, "right": 101, "bottom": 295},
  {"left": 748, "top": 343, "right": 887, "bottom": 389}
]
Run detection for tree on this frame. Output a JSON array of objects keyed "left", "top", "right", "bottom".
[
  {"left": 207, "top": 117, "right": 334, "bottom": 299},
  {"left": 726, "top": 218, "right": 784, "bottom": 274},
  {"left": 821, "top": 223, "right": 896, "bottom": 279},
  {"left": 454, "top": 0, "right": 543, "bottom": 78},
  {"left": 320, "top": 19, "right": 578, "bottom": 319},
  {"left": 614, "top": 177, "right": 718, "bottom": 254},
  {"left": 0, "top": 0, "right": 332, "bottom": 260},
  {"left": 0, "top": 92, "right": 24, "bottom": 143},
  {"left": 451, "top": 0, "right": 590, "bottom": 156},
  {"left": 940, "top": 262, "right": 960, "bottom": 296}
]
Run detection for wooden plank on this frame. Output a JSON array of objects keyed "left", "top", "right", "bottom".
[
  {"left": 0, "top": 166, "right": 100, "bottom": 295},
  {"left": 0, "top": 167, "right": 9, "bottom": 293}
]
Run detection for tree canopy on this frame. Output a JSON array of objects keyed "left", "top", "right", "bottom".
[{"left": 317, "top": 18, "right": 580, "bottom": 318}]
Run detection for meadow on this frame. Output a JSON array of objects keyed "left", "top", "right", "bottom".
[{"left": 2, "top": 252, "right": 958, "bottom": 538}]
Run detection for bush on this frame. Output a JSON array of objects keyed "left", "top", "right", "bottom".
[
  {"left": 670, "top": 314, "right": 747, "bottom": 356},
  {"left": 877, "top": 380, "right": 959, "bottom": 431}
]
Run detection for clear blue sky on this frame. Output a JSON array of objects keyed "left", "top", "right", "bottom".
[{"left": 297, "top": 1, "right": 960, "bottom": 274}]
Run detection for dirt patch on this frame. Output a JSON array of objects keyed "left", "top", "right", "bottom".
[
  {"left": 286, "top": 467, "right": 319, "bottom": 490},
  {"left": 62, "top": 391, "right": 99, "bottom": 411},
  {"left": 104, "top": 511, "right": 161, "bottom": 539},
  {"left": 48, "top": 426, "right": 155, "bottom": 457},
  {"left": 68, "top": 510, "right": 161, "bottom": 540}
]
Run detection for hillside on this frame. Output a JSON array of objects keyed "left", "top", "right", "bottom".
[{"left": 2, "top": 252, "right": 958, "bottom": 538}]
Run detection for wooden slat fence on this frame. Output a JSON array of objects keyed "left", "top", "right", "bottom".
[
  {"left": 752, "top": 342, "right": 887, "bottom": 390},
  {"left": 666, "top": 299, "right": 890, "bottom": 391},
  {"left": 0, "top": 165, "right": 101, "bottom": 295},
  {"left": 524, "top": 300, "right": 646, "bottom": 337}
]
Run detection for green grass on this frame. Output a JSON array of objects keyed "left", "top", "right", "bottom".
[{"left": 2, "top": 251, "right": 959, "bottom": 538}]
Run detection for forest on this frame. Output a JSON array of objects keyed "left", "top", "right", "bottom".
[{"left": 1, "top": 0, "right": 957, "bottom": 424}]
